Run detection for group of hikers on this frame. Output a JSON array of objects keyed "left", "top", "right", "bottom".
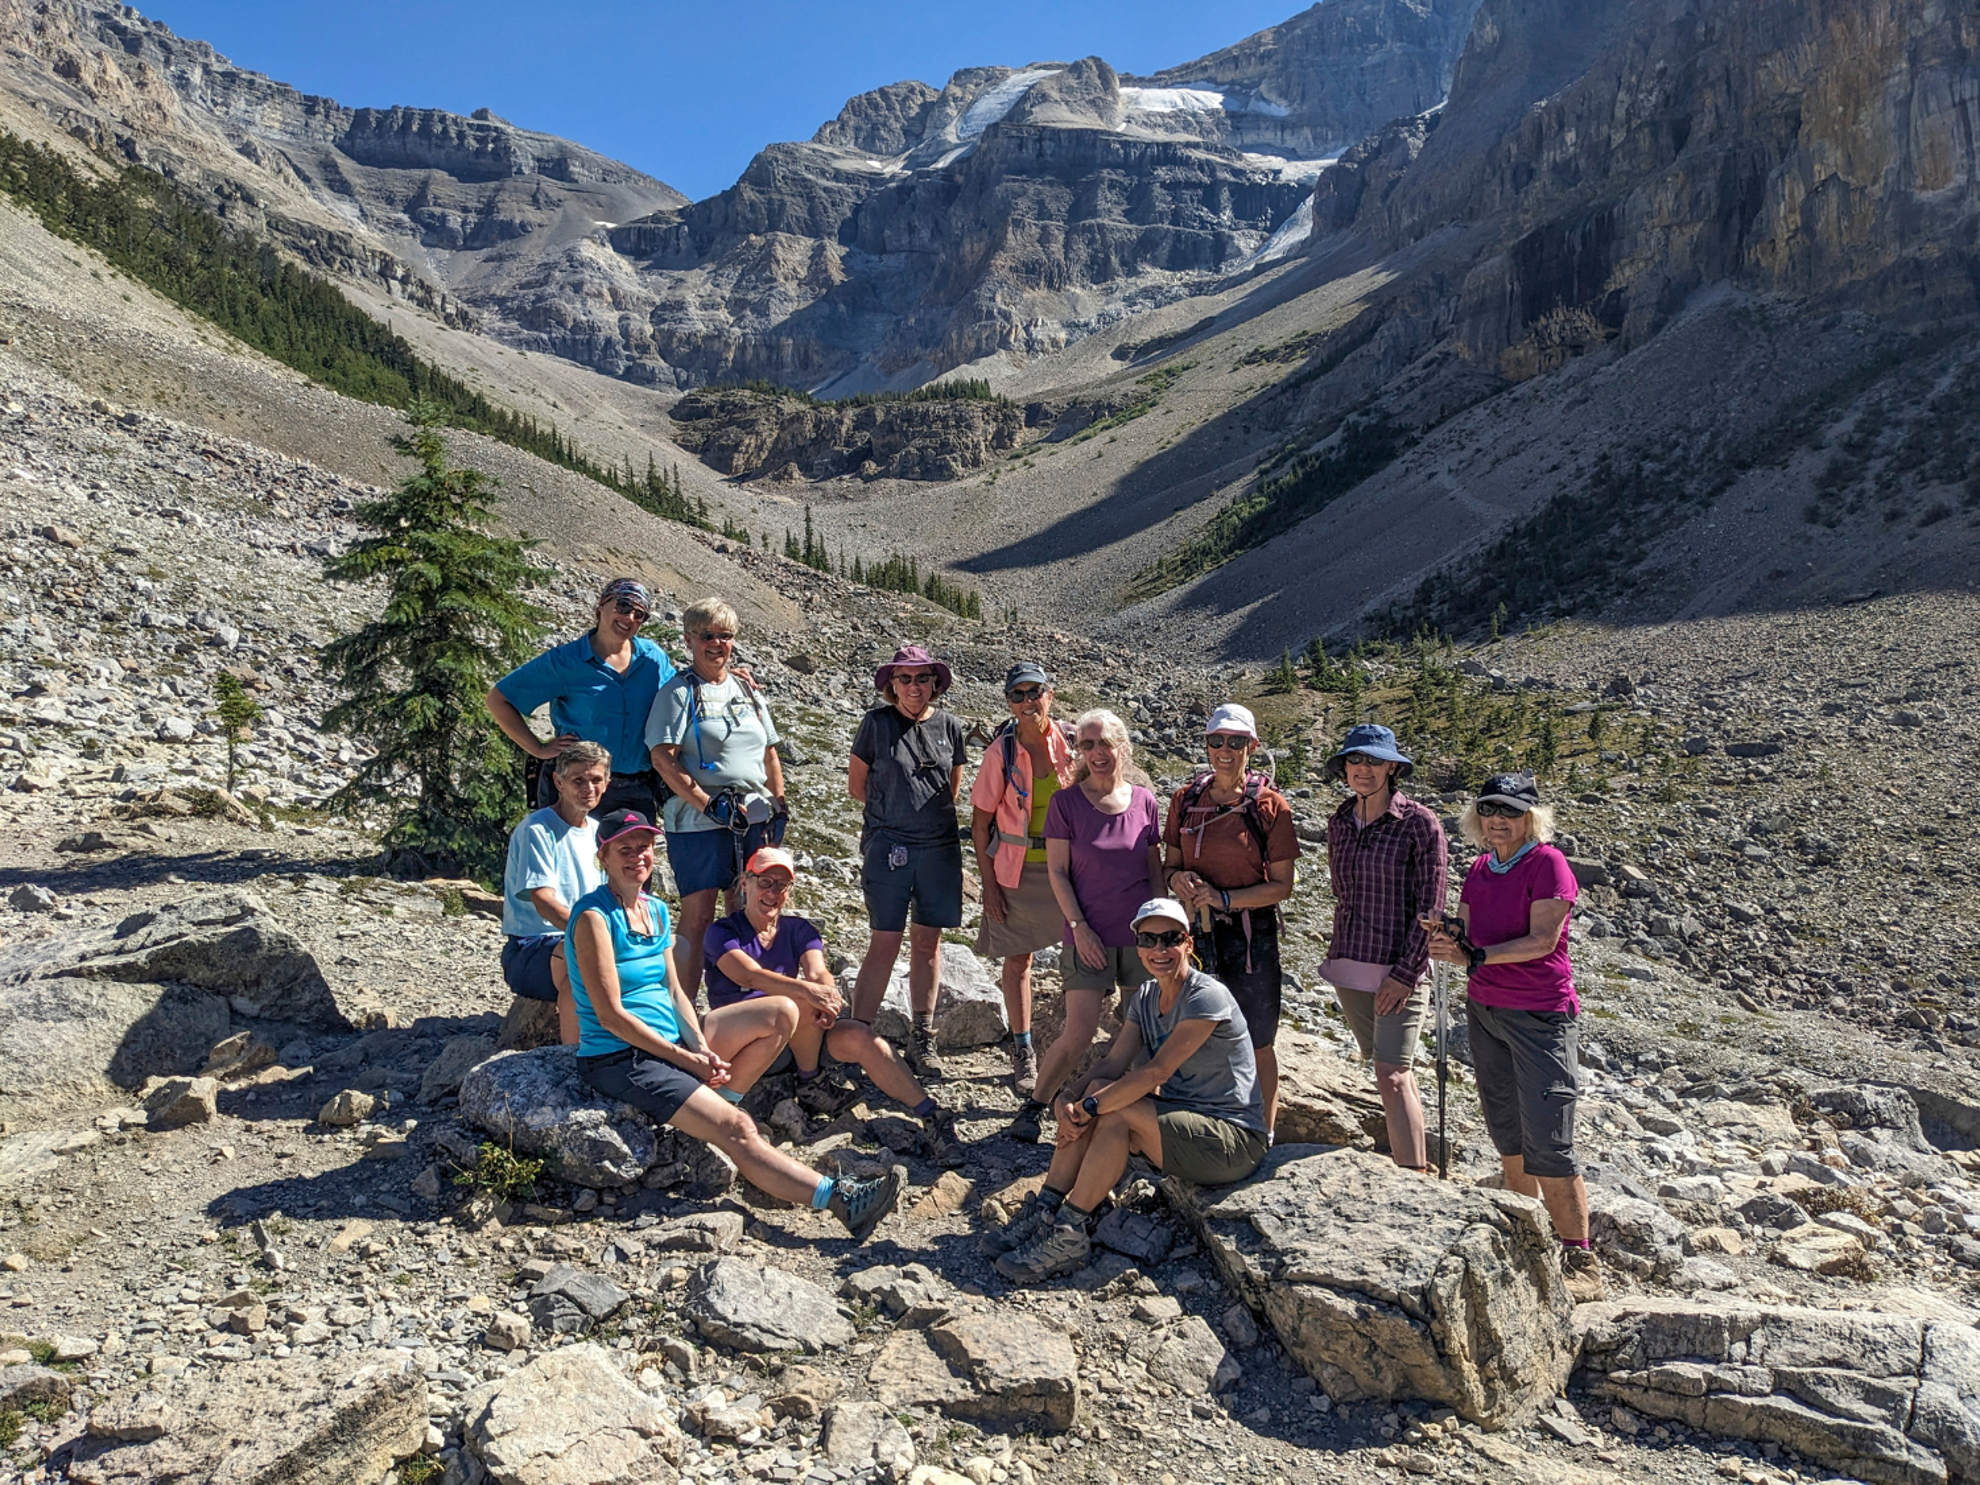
[{"left": 485, "top": 580, "right": 1600, "bottom": 1297}]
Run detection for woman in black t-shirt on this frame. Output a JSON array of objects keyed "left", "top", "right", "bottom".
[{"left": 847, "top": 644, "right": 968, "bottom": 1077}]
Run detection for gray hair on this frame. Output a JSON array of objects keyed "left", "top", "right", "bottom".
[
  {"left": 1457, "top": 800, "right": 1557, "bottom": 850},
  {"left": 682, "top": 597, "right": 740, "bottom": 639},
  {"left": 554, "top": 740, "right": 612, "bottom": 776},
  {"left": 1071, "top": 708, "right": 1152, "bottom": 788}
]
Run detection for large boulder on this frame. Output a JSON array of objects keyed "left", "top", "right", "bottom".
[
  {"left": 868, "top": 1312, "right": 1080, "bottom": 1433},
  {"left": 1166, "top": 1145, "right": 1575, "bottom": 1429},
  {"left": 457, "top": 1047, "right": 660, "bottom": 1188},
  {"left": 1271, "top": 1030, "right": 1387, "bottom": 1148},
  {"left": 1578, "top": 1299, "right": 1980, "bottom": 1485},
  {"left": 57, "top": 1350, "right": 425, "bottom": 1485},
  {"left": 874, "top": 944, "right": 1007, "bottom": 1050},
  {"left": 464, "top": 1342, "right": 684, "bottom": 1485},
  {"left": 684, "top": 1258, "right": 854, "bottom": 1354},
  {"left": 1588, "top": 1186, "right": 1686, "bottom": 1280}
]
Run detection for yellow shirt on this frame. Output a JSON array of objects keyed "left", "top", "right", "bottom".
[{"left": 1027, "top": 772, "right": 1058, "bottom": 864}]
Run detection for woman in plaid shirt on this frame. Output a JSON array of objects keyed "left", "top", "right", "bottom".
[{"left": 1320, "top": 724, "right": 1448, "bottom": 1172}]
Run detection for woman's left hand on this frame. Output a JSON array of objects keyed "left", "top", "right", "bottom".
[{"left": 1375, "top": 976, "right": 1417, "bottom": 1016}]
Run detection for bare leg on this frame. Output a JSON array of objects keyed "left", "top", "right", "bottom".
[
  {"left": 675, "top": 886, "right": 720, "bottom": 1001},
  {"left": 551, "top": 948, "right": 578, "bottom": 1046},
  {"left": 1255, "top": 1045, "right": 1280, "bottom": 1135},
  {"left": 1032, "top": 990, "right": 1104, "bottom": 1106},
  {"left": 1066, "top": 1099, "right": 1164, "bottom": 1212},
  {"left": 669, "top": 1088, "right": 824, "bottom": 1207},
  {"left": 851, "top": 929, "right": 904, "bottom": 1025},
  {"left": 907, "top": 922, "right": 943, "bottom": 1019},
  {"left": 1000, "top": 954, "right": 1032, "bottom": 1035},
  {"left": 1499, "top": 1156, "right": 1591, "bottom": 1242},
  {"left": 787, "top": 1015, "right": 827, "bottom": 1074},
  {"left": 825, "top": 1019, "right": 928, "bottom": 1109},
  {"left": 1376, "top": 1061, "right": 1428, "bottom": 1168},
  {"left": 702, "top": 999, "right": 799, "bottom": 1094}
]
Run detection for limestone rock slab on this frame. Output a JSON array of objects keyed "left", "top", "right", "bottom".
[
  {"left": 1165, "top": 1144, "right": 1574, "bottom": 1428},
  {"left": 464, "top": 1342, "right": 683, "bottom": 1485},
  {"left": 870, "top": 1312, "right": 1079, "bottom": 1432},
  {"left": 874, "top": 944, "right": 1007, "bottom": 1049},
  {"left": 684, "top": 1258, "right": 853, "bottom": 1354},
  {"left": 1270, "top": 1031, "right": 1386, "bottom": 1148}
]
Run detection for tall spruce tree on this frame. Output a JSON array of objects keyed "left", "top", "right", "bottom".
[{"left": 320, "top": 401, "right": 550, "bottom": 880}]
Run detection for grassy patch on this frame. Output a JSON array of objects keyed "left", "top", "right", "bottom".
[{"left": 452, "top": 1141, "right": 546, "bottom": 1204}]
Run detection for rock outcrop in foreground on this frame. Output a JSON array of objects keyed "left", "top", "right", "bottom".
[{"left": 1167, "top": 1145, "right": 1576, "bottom": 1428}]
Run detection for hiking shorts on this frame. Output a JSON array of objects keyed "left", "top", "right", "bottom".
[
  {"left": 577, "top": 1046, "right": 704, "bottom": 1124},
  {"left": 1334, "top": 982, "right": 1429, "bottom": 1067},
  {"left": 1156, "top": 1104, "right": 1269, "bottom": 1186},
  {"left": 862, "top": 838, "right": 964, "bottom": 933},
  {"left": 668, "top": 820, "right": 771, "bottom": 898},
  {"left": 1199, "top": 911, "right": 1282, "bottom": 1049},
  {"left": 1467, "top": 1000, "right": 1580, "bottom": 1178},
  {"left": 501, "top": 933, "right": 563, "bottom": 1003},
  {"left": 1062, "top": 943, "right": 1143, "bottom": 994}
]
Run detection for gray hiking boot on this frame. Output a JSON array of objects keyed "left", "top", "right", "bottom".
[
  {"left": 827, "top": 1164, "right": 907, "bottom": 1243},
  {"left": 908, "top": 1023, "right": 946, "bottom": 1079},
  {"left": 994, "top": 1219, "right": 1092, "bottom": 1285},
  {"left": 1010, "top": 1040, "right": 1039, "bottom": 1094},
  {"left": 978, "top": 1198, "right": 1057, "bottom": 1257},
  {"left": 920, "top": 1109, "right": 967, "bottom": 1169},
  {"left": 797, "top": 1066, "right": 861, "bottom": 1116}
]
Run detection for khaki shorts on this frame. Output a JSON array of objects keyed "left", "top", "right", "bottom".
[
  {"left": 1155, "top": 1106, "right": 1269, "bottom": 1186},
  {"left": 1062, "top": 942, "right": 1143, "bottom": 993},
  {"left": 1334, "top": 982, "right": 1428, "bottom": 1067},
  {"left": 973, "top": 862, "right": 1065, "bottom": 960}
]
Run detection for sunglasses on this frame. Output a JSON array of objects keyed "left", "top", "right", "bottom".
[
  {"left": 897, "top": 672, "right": 938, "bottom": 687},
  {"left": 1135, "top": 929, "right": 1188, "bottom": 949},
  {"left": 1343, "top": 753, "right": 1388, "bottom": 768},
  {"left": 1205, "top": 734, "right": 1251, "bottom": 751},
  {"left": 612, "top": 599, "right": 650, "bottom": 622},
  {"left": 1006, "top": 685, "right": 1046, "bottom": 703},
  {"left": 1076, "top": 737, "right": 1115, "bottom": 752},
  {"left": 698, "top": 630, "right": 736, "bottom": 643},
  {"left": 1475, "top": 800, "right": 1530, "bottom": 818},
  {"left": 748, "top": 875, "right": 792, "bottom": 894}
]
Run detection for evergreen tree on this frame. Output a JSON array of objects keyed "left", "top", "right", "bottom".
[
  {"left": 1272, "top": 646, "right": 1297, "bottom": 694},
  {"left": 785, "top": 528, "right": 801, "bottom": 560},
  {"left": 211, "top": 670, "right": 262, "bottom": 796},
  {"left": 320, "top": 402, "right": 550, "bottom": 881}
]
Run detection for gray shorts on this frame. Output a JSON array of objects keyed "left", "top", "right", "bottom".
[
  {"left": 1155, "top": 1105, "right": 1269, "bottom": 1186},
  {"left": 1467, "top": 1000, "right": 1580, "bottom": 1178},
  {"left": 974, "top": 863, "right": 1065, "bottom": 960},
  {"left": 1062, "top": 942, "right": 1142, "bottom": 993},
  {"left": 1334, "top": 982, "right": 1428, "bottom": 1067}
]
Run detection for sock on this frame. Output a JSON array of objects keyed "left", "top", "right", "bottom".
[
  {"left": 1020, "top": 1098, "right": 1048, "bottom": 1115},
  {"left": 915, "top": 1013, "right": 937, "bottom": 1036},
  {"left": 1059, "top": 1199, "right": 1095, "bottom": 1232},
  {"left": 1013, "top": 1029, "right": 1033, "bottom": 1048},
  {"left": 811, "top": 1176, "right": 837, "bottom": 1210},
  {"left": 912, "top": 1097, "right": 939, "bottom": 1119},
  {"left": 1561, "top": 1238, "right": 1591, "bottom": 1250},
  {"left": 797, "top": 1066, "right": 819, "bottom": 1082},
  {"left": 1036, "top": 1186, "right": 1066, "bottom": 1215},
  {"left": 718, "top": 1087, "right": 744, "bottom": 1104}
]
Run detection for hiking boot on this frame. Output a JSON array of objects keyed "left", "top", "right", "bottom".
[
  {"left": 827, "top": 1164, "right": 907, "bottom": 1244},
  {"left": 1003, "top": 1101, "right": 1046, "bottom": 1145},
  {"left": 908, "top": 1023, "right": 946, "bottom": 1079},
  {"left": 1562, "top": 1245, "right": 1606, "bottom": 1303},
  {"left": 978, "top": 1197, "right": 1056, "bottom": 1257},
  {"left": 797, "top": 1067, "right": 862, "bottom": 1116},
  {"left": 920, "top": 1109, "right": 967, "bottom": 1169},
  {"left": 994, "top": 1219, "right": 1092, "bottom": 1285},
  {"left": 1010, "top": 1040, "right": 1039, "bottom": 1094}
]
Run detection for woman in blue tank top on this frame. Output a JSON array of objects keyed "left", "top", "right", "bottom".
[{"left": 565, "top": 809, "right": 905, "bottom": 1241}]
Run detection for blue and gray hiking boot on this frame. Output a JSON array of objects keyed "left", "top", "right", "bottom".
[
  {"left": 827, "top": 1164, "right": 907, "bottom": 1243},
  {"left": 978, "top": 1196, "right": 1055, "bottom": 1257},
  {"left": 994, "top": 1218, "right": 1092, "bottom": 1285}
]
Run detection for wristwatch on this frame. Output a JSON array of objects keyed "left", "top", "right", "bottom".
[
  {"left": 1466, "top": 946, "right": 1488, "bottom": 972},
  {"left": 1081, "top": 1095, "right": 1100, "bottom": 1118}
]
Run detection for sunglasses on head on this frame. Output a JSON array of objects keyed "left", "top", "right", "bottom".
[
  {"left": 612, "top": 598, "right": 649, "bottom": 621},
  {"left": 1475, "top": 800, "right": 1528, "bottom": 818},
  {"left": 1135, "top": 929, "right": 1188, "bottom": 949},
  {"left": 897, "top": 672, "right": 938, "bottom": 687},
  {"left": 1205, "top": 734, "right": 1250, "bottom": 751},
  {"left": 1006, "top": 685, "right": 1046, "bottom": 703}
]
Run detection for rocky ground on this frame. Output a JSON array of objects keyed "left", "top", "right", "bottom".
[{"left": 5, "top": 340, "right": 1980, "bottom": 1485}]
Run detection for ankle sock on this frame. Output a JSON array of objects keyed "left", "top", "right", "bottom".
[
  {"left": 718, "top": 1087, "right": 744, "bottom": 1104},
  {"left": 797, "top": 1066, "right": 819, "bottom": 1083},
  {"left": 1036, "top": 1186, "right": 1066, "bottom": 1216},
  {"left": 914, "top": 1013, "right": 937, "bottom": 1036},
  {"left": 1059, "top": 1199, "right": 1095, "bottom": 1232},
  {"left": 912, "top": 1097, "right": 939, "bottom": 1119},
  {"left": 1019, "top": 1098, "right": 1048, "bottom": 1116},
  {"left": 1013, "top": 1029, "right": 1033, "bottom": 1048},
  {"left": 811, "top": 1176, "right": 837, "bottom": 1210},
  {"left": 1561, "top": 1238, "right": 1591, "bottom": 1250}
]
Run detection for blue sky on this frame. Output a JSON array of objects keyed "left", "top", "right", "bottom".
[{"left": 141, "top": 0, "right": 1308, "bottom": 200}]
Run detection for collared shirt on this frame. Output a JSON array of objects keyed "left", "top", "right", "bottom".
[
  {"left": 967, "top": 724, "right": 1076, "bottom": 890},
  {"left": 501, "top": 806, "right": 602, "bottom": 936},
  {"left": 1324, "top": 791, "right": 1448, "bottom": 988},
  {"left": 495, "top": 634, "right": 676, "bottom": 774}
]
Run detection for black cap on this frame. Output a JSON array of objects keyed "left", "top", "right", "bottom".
[
  {"left": 1476, "top": 772, "right": 1541, "bottom": 812},
  {"left": 1003, "top": 661, "right": 1051, "bottom": 693},
  {"left": 596, "top": 808, "right": 661, "bottom": 845}
]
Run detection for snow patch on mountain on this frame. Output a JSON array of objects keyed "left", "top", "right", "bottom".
[
  {"left": 1120, "top": 86, "right": 1227, "bottom": 114},
  {"left": 957, "top": 67, "right": 1065, "bottom": 140}
]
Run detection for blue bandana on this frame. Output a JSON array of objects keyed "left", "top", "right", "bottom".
[{"left": 1485, "top": 839, "right": 1540, "bottom": 875}]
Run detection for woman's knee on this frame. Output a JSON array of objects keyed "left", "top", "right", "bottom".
[
  {"left": 1374, "top": 1063, "right": 1417, "bottom": 1095},
  {"left": 773, "top": 999, "right": 801, "bottom": 1036}
]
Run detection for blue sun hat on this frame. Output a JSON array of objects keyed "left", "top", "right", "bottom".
[{"left": 1324, "top": 722, "right": 1414, "bottom": 781}]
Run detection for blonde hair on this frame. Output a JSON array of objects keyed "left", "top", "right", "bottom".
[
  {"left": 1458, "top": 801, "right": 1557, "bottom": 851},
  {"left": 682, "top": 597, "right": 740, "bottom": 639},
  {"left": 1071, "top": 709, "right": 1152, "bottom": 788}
]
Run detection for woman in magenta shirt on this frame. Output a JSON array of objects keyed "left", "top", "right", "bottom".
[{"left": 1427, "top": 771, "right": 1602, "bottom": 1302}]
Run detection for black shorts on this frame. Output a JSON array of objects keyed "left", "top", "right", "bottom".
[
  {"left": 501, "top": 933, "right": 562, "bottom": 1002},
  {"left": 577, "top": 1047, "right": 703, "bottom": 1124},
  {"left": 1199, "top": 911, "right": 1282, "bottom": 1049},
  {"left": 1466, "top": 1001, "right": 1580, "bottom": 1178},
  {"left": 862, "top": 837, "right": 965, "bottom": 933}
]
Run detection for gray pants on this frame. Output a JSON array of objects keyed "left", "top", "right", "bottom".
[{"left": 1467, "top": 1001, "right": 1580, "bottom": 1178}]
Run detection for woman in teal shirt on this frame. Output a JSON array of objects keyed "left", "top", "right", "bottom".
[{"left": 567, "top": 809, "right": 905, "bottom": 1241}]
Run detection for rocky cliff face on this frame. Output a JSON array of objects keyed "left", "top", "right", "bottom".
[{"left": 668, "top": 388, "right": 1032, "bottom": 482}]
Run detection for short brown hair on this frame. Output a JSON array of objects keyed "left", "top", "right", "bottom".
[{"left": 554, "top": 740, "right": 612, "bottom": 776}]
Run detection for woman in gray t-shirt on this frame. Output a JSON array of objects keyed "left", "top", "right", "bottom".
[{"left": 985, "top": 898, "right": 1269, "bottom": 1286}]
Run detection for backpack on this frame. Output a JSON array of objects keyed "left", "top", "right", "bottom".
[
  {"left": 984, "top": 718, "right": 1076, "bottom": 857},
  {"left": 1173, "top": 769, "right": 1282, "bottom": 882}
]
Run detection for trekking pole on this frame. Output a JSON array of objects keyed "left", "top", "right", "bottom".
[{"left": 1433, "top": 959, "right": 1451, "bottom": 1180}]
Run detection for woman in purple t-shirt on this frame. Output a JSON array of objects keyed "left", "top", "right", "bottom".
[
  {"left": 1427, "top": 771, "right": 1601, "bottom": 1302},
  {"left": 1003, "top": 710, "right": 1163, "bottom": 1144}
]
